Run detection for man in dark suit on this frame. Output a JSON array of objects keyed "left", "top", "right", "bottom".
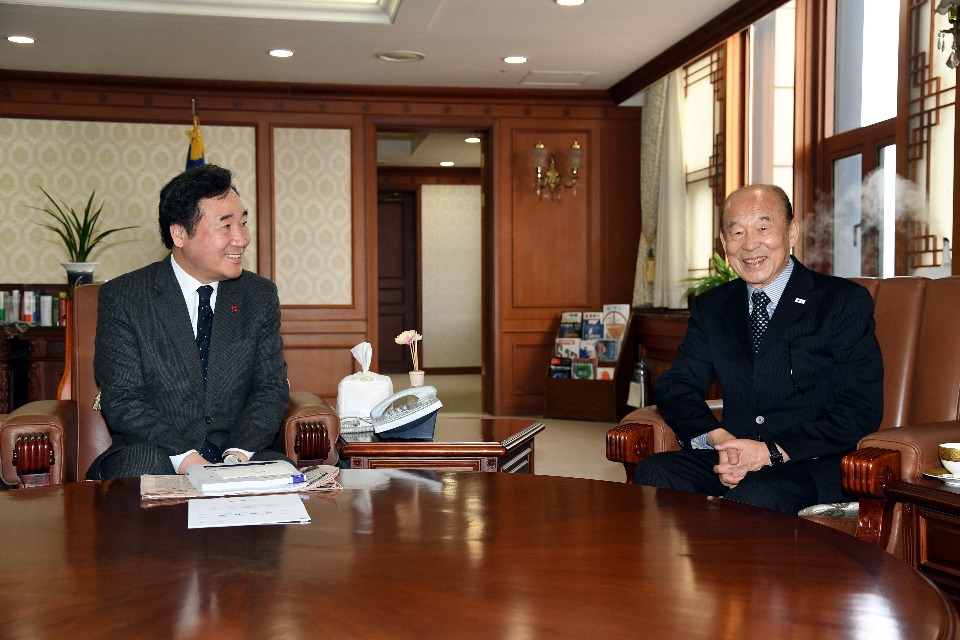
[
  {"left": 633, "top": 184, "right": 883, "bottom": 513},
  {"left": 87, "top": 164, "right": 290, "bottom": 479}
]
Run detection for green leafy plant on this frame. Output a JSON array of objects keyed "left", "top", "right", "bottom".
[
  {"left": 681, "top": 251, "right": 739, "bottom": 300},
  {"left": 31, "top": 187, "right": 136, "bottom": 262}
]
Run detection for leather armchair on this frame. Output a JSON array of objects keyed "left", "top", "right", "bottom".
[
  {"left": 607, "top": 276, "right": 960, "bottom": 557},
  {"left": 0, "top": 283, "right": 339, "bottom": 488}
]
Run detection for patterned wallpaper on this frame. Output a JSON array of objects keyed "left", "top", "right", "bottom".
[
  {"left": 272, "top": 127, "right": 353, "bottom": 305},
  {"left": 421, "top": 184, "right": 482, "bottom": 368},
  {"left": 0, "top": 118, "right": 257, "bottom": 284}
]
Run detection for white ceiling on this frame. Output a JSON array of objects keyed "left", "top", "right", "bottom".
[
  {"left": 0, "top": 0, "right": 739, "bottom": 92},
  {"left": 0, "top": 0, "right": 741, "bottom": 167}
]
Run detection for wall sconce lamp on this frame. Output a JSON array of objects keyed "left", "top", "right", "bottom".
[
  {"left": 937, "top": 0, "right": 960, "bottom": 68},
  {"left": 532, "top": 140, "right": 583, "bottom": 199}
]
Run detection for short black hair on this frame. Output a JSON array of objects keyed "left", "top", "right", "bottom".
[{"left": 158, "top": 164, "right": 238, "bottom": 249}]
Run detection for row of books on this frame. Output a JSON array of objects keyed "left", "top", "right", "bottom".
[
  {"left": 0, "top": 289, "right": 68, "bottom": 326},
  {"left": 557, "top": 304, "right": 630, "bottom": 341},
  {"left": 549, "top": 356, "right": 616, "bottom": 380},
  {"left": 550, "top": 304, "right": 630, "bottom": 380}
]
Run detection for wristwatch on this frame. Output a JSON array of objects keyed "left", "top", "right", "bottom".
[
  {"left": 223, "top": 454, "right": 242, "bottom": 464},
  {"left": 766, "top": 441, "right": 784, "bottom": 466}
]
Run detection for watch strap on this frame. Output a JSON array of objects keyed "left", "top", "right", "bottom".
[{"left": 766, "top": 440, "right": 784, "bottom": 466}]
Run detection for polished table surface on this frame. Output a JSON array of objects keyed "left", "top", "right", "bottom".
[
  {"left": 338, "top": 417, "right": 544, "bottom": 472},
  {"left": 1, "top": 471, "right": 957, "bottom": 639}
]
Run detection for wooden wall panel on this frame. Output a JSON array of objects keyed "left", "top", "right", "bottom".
[
  {"left": 501, "top": 333, "right": 556, "bottom": 416},
  {"left": 600, "top": 122, "right": 644, "bottom": 305},
  {"left": 510, "top": 129, "right": 594, "bottom": 308}
]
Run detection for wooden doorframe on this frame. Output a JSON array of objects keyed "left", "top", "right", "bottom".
[{"left": 373, "top": 122, "right": 492, "bottom": 402}]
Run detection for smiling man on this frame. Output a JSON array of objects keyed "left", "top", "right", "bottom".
[
  {"left": 632, "top": 184, "right": 884, "bottom": 513},
  {"left": 87, "top": 165, "right": 290, "bottom": 480}
]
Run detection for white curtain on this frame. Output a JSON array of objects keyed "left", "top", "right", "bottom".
[
  {"left": 653, "top": 70, "right": 689, "bottom": 309},
  {"left": 631, "top": 77, "right": 668, "bottom": 308}
]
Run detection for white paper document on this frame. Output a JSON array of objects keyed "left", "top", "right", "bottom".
[{"left": 187, "top": 493, "right": 311, "bottom": 529}]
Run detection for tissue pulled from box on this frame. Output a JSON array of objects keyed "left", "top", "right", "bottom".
[{"left": 336, "top": 342, "right": 393, "bottom": 420}]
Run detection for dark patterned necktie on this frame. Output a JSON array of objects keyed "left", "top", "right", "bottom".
[
  {"left": 197, "top": 285, "right": 214, "bottom": 379},
  {"left": 750, "top": 289, "right": 771, "bottom": 352}
]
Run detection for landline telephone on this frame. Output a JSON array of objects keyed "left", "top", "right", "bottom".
[{"left": 370, "top": 386, "right": 443, "bottom": 438}]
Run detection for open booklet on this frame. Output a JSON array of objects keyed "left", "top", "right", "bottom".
[{"left": 141, "top": 464, "right": 340, "bottom": 502}]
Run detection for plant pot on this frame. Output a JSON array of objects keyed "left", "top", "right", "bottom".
[
  {"left": 409, "top": 370, "right": 425, "bottom": 387},
  {"left": 62, "top": 262, "right": 98, "bottom": 287}
]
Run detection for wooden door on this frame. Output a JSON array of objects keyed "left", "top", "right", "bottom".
[{"left": 377, "top": 191, "right": 418, "bottom": 373}]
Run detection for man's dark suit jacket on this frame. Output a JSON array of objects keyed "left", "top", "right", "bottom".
[
  {"left": 655, "top": 259, "right": 883, "bottom": 470},
  {"left": 92, "top": 256, "right": 289, "bottom": 461}
]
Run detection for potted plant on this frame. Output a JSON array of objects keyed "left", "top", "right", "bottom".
[
  {"left": 681, "top": 251, "right": 739, "bottom": 303},
  {"left": 31, "top": 187, "right": 137, "bottom": 286}
]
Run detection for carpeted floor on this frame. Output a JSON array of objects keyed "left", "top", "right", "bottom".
[{"left": 387, "top": 373, "right": 625, "bottom": 483}]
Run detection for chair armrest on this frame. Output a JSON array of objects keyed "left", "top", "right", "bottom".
[
  {"left": 605, "top": 405, "right": 680, "bottom": 483},
  {"left": 282, "top": 391, "right": 340, "bottom": 467},
  {"left": 857, "top": 420, "right": 960, "bottom": 481},
  {"left": 0, "top": 400, "right": 76, "bottom": 487},
  {"left": 606, "top": 400, "right": 724, "bottom": 483},
  {"left": 839, "top": 421, "right": 960, "bottom": 551}
]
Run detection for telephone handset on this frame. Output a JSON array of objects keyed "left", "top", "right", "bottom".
[{"left": 370, "top": 386, "right": 443, "bottom": 437}]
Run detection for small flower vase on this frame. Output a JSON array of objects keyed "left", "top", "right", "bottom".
[{"left": 409, "top": 370, "right": 425, "bottom": 387}]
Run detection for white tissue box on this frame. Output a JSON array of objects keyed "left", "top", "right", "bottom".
[{"left": 337, "top": 372, "right": 393, "bottom": 423}]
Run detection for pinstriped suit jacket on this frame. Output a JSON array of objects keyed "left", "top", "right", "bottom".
[
  {"left": 93, "top": 255, "right": 289, "bottom": 459},
  {"left": 655, "top": 259, "right": 883, "bottom": 468}
]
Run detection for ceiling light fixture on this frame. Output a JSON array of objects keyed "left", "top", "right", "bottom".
[
  {"left": 532, "top": 140, "right": 583, "bottom": 199},
  {"left": 376, "top": 51, "right": 426, "bottom": 62},
  {"left": 269, "top": 49, "right": 294, "bottom": 58},
  {"left": 440, "top": 161, "right": 455, "bottom": 167},
  {"left": 7, "top": 35, "right": 35, "bottom": 44},
  {"left": 503, "top": 56, "right": 527, "bottom": 64},
  {"left": 556, "top": 0, "right": 586, "bottom": 5},
  {"left": 464, "top": 136, "right": 481, "bottom": 144}
]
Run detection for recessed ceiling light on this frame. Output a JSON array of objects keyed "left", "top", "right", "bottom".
[
  {"left": 464, "top": 136, "right": 481, "bottom": 144},
  {"left": 376, "top": 51, "right": 426, "bottom": 62},
  {"left": 269, "top": 49, "right": 294, "bottom": 58},
  {"left": 7, "top": 35, "right": 35, "bottom": 44},
  {"left": 503, "top": 56, "right": 527, "bottom": 64},
  {"left": 440, "top": 161, "right": 455, "bottom": 167},
  {"left": 556, "top": 0, "right": 585, "bottom": 5}
]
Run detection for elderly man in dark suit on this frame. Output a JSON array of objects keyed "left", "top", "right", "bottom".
[
  {"left": 87, "top": 164, "right": 290, "bottom": 479},
  {"left": 633, "top": 184, "right": 883, "bottom": 513}
]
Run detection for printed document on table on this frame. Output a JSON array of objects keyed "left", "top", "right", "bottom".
[{"left": 188, "top": 493, "right": 311, "bottom": 529}]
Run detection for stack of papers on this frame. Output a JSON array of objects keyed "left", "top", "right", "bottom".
[
  {"left": 141, "top": 465, "right": 340, "bottom": 502},
  {"left": 187, "top": 460, "right": 305, "bottom": 496}
]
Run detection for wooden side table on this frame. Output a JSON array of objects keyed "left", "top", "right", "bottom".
[
  {"left": 885, "top": 477, "right": 960, "bottom": 607},
  {"left": 338, "top": 417, "right": 544, "bottom": 473}
]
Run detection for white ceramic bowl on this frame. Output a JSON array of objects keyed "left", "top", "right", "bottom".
[{"left": 939, "top": 443, "right": 960, "bottom": 475}]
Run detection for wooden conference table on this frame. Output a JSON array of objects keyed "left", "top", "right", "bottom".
[{"left": 1, "top": 471, "right": 957, "bottom": 639}]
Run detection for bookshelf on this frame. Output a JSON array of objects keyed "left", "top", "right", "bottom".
[
  {"left": 543, "top": 312, "right": 638, "bottom": 422},
  {"left": 0, "top": 283, "right": 69, "bottom": 413}
]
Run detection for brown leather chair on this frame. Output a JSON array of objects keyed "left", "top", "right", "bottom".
[
  {"left": 0, "top": 283, "right": 339, "bottom": 488},
  {"left": 607, "top": 276, "right": 960, "bottom": 557}
]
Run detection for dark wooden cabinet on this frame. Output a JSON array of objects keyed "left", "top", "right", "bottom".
[
  {"left": 0, "top": 326, "right": 66, "bottom": 413},
  {"left": 886, "top": 478, "right": 960, "bottom": 608},
  {"left": 0, "top": 283, "right": 69, "bottom": 414}
]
